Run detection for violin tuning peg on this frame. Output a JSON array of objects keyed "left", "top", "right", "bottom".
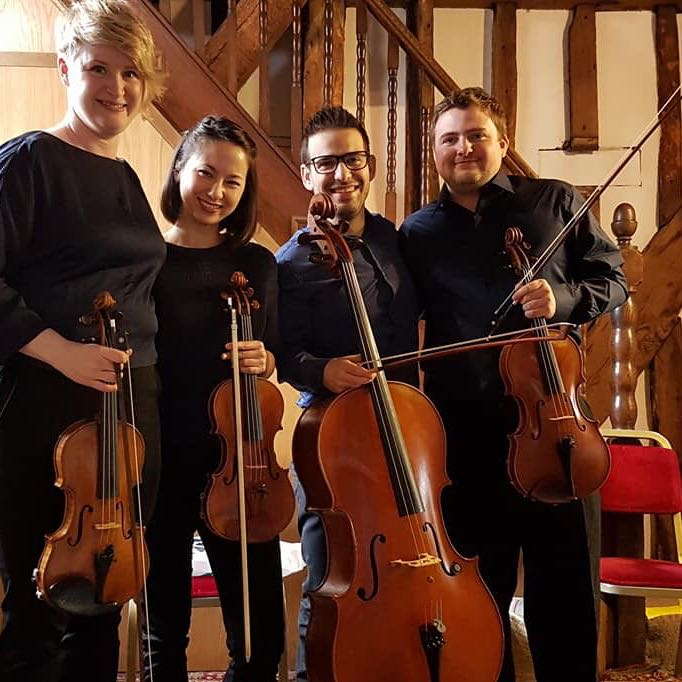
[
  {"left": 251, "top": 301, "right": 261, "bottom": 311},
  {"left": 219, "top": 291, "right": 230, "bottom": 301},
  {"left": 246, "top": 287, "right": 254, "bottom": 297}
]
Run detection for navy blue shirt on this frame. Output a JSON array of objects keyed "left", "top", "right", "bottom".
[
  {"left": 400, "top": 173, "right": 628, "bottom": 404},
  {"left": 276, "top": 211, "right": 420, "bottom": 407}
]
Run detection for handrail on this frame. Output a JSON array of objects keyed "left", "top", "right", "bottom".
[{"left": 360, "top": 0, "right": 537, "bottom": 178}]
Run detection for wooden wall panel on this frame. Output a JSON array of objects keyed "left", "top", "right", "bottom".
[{"left": 0, "top": 0, "right": 59, "bottom": 52}]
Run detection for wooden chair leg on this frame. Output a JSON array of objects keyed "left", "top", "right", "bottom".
[{"left": 126, "top": 598, "right": 139, "bottom": 682}]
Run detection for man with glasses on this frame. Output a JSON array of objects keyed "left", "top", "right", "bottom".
[
  {"left": 399, "top": 88, "right": 627, "bottom": 682},
  {"left": 276, "top": 107, "right": 419, "bottom": 680}
]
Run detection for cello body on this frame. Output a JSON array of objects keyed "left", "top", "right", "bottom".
[{"left": 294, "top": 382, "right": 503, "bottom": 682}]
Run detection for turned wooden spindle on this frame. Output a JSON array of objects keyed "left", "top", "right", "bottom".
[
  {"left": 610, "top": 203, "right": 643, "bottom": 430},
  {"left": 291, "top": 0, "right": 303, "bottom": 159},
  {"left": 355, "top": 2, "right": 368, "bottom": 125},
  {"left": 385, "top": 37, "right": 399, "bottom": 222}
]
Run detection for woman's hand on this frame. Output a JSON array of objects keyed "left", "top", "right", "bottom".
[
  {"left": 222, "top": 340, "right": 274, "bottom": 377},
  {"left": 21, "top": 329, "right": 130, "bottom": 392}
]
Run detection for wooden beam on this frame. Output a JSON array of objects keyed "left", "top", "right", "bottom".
[
  {"left": 361, "top": 0, "right": 536, "bottom": 178},
  {"left": 303, "top": 0, "right": 345, "bottom": 123},
  {"left": 405, "top": 0, "right": 438, "bottom": 215},
  {"left": 650, "top": 321, "right": 682, "bottom": 456},
  {"left": 348, "top": 0, "right": 682, "bottom": 10},
  {"left": 656, "top": 5, "right": 681, "bottom": 229},
  {"left": 204, "top": 0, "right": 309, "bottom": 92},
  {"left": 567, "top": 4, "right": 598, "bottom": 150},
  {"left": 492, "top": 2, "right": 517, "bottom": 146},
  {"left": 0, "top": 52, "right": 55, "bottom": 67}
]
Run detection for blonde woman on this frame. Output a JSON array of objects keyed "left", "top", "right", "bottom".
[{"left": 0, "top": 1, "right": 166, "bottom": 680}]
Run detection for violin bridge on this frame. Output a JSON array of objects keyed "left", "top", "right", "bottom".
[
  {"left": 390, "top": 553, "right": 441, "bottom": 568},
  {"left": 94, "top": 522, "right": 121, "bottom": 530}
]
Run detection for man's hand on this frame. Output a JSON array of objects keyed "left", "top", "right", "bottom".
[
  {"left": 323, "top": 355, "right": 374, "bottom": 393},
  {"left": 512, "top": 279, "right": 556, "bottom": 319}
]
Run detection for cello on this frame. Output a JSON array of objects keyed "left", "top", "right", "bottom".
[
  {"left": 34, "top": 292, "right": 148, "bottom": 616},
  {"left": 293, "top": 194, "right": 503, "bottom": 682}
]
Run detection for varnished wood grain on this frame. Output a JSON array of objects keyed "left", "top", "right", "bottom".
[
  {"left": 492, "top": 2, "right": 517, "bottom": 146},
  {"left": 568, "top": 5, "right": 598, "bottom": 150}
]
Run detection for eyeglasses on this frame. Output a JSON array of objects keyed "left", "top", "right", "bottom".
[{"left": 307, "top": 151, "right": 370, "bottom": 174}]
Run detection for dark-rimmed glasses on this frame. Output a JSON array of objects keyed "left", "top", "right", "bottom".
[{"left": 307, "top": 151, "right": 370, "bottom": 174}]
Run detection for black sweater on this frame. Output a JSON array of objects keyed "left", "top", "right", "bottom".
[
  {"left": 0, "top": 131, "right": 165, "bottom": 366},
  {"left": 154, "top": 240, "right": 279, "bottom": 440}
]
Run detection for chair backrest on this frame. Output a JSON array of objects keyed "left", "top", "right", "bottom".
[{"left": 601, "top": 444, "right": 682, "bottom": 514}]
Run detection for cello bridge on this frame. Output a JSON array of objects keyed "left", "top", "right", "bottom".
[{"left": 390, "top": 553, "right": 441, "bottom": 568}]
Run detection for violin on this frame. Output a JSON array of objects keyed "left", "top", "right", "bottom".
[
  {"left": 34, "top": 292, "right": 148, "bottom": 616},
  {"left": 500, "top": 227, "right": 610, "bottom": 503},
  {"left": 293, "top": 194, "right": 503, "bottom": 682},
  {"left": 202, "top": 271, "right": 294, "bottom": 543}
]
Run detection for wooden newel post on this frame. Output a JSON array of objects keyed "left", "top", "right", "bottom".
[
  {"left": 602, "top": 202, "right": 646, "bottom": 669},
  {"left": 610, "top": 203, "right": 643, "bottom": 429}
]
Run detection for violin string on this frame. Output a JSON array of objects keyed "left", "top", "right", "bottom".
[
  {"left": 124, "top": 360, "right": 155, "bottom": 682},
  {"left": 245, "top": 312, "right": 264, "bottom": 481},
  {"left": 238, "top": 314, "right": 254, "bottom": 486},
  {"left": 244, "top": 314, "right": 263, "bottom": 482},
  {"left": 340, "top": 261, "right": 426, "bottom": 557}
]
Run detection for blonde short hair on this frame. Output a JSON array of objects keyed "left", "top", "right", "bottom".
[{"left": 56, "top": 0, "right": 166, "bottom": 105}]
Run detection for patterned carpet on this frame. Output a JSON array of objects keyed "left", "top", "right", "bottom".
[
  {"left": 117, "top": 675, "right": 226, "bottom": 681},
  {"left": 601, "top": 667, "right": 682, "bottom": 681}
]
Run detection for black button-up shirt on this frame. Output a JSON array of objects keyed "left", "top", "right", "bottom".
[
  {"left": 399, "top": 173, "right": 628, "bottom": 404},
  {"left": 276, "top": 211, "right": 420, "bottom": 407}
]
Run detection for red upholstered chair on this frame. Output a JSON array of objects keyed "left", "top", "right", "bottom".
[{"left": 599, "top": 428, "right": 682, "bottom": 673}]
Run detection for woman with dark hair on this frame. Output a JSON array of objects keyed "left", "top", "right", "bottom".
[
  {"left": 0, "top": 1, "right": 166, "bottom": 680},
  {"left": 143, "top": 115, "right": 285, "bottom": 682}
]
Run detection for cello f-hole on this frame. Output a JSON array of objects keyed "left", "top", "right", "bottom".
[{"left": 357, "top": 534, "right": 386, "bottom": 601}]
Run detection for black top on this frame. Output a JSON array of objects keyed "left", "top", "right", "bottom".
[
  {"left": 399, "top": 173, "right": 628, "bottom": 403},
  {"left": 154, "top": 240, "right": 278, "bottom": 440},
  {"left": 276, "top": 211, "right": 420, "bottom": 407},
  {"left": 0, "top": 131, "right": 165, "bottom": 366}
]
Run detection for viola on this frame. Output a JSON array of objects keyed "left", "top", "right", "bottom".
[
  {"left": 202, "top": 271, "right": 294, "bottom": 543},
  {"left": 35, "top": 292, "right": 148, "bottom": 616},
  {"left": 293, "top": 194, "right": 503, "bottom": 682},
  {"left": 500, "top": 227, "right": 610, "bottom": 503}
]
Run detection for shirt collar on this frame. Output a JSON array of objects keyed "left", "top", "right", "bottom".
[{"left": 437, "top": 169, "right": 515, "bottom": 209}]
